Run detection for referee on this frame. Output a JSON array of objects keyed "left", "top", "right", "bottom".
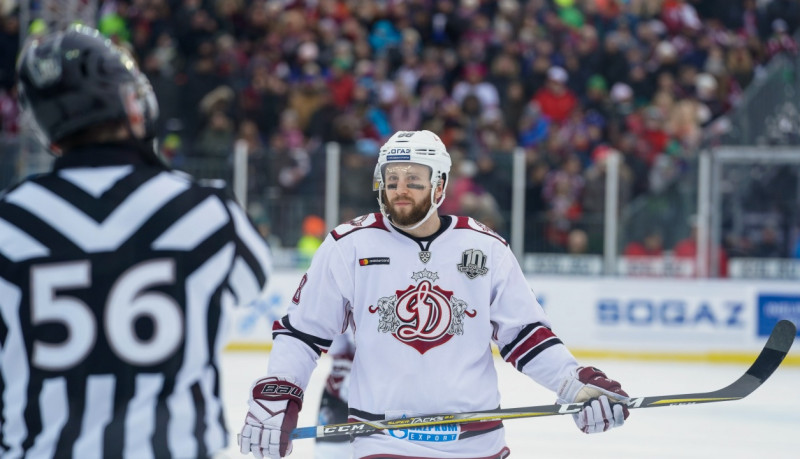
[{"left": 0, "top": 25, "right": 271, "bottom": 458}]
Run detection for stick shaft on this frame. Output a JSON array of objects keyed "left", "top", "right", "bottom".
[{"left": 292, "top": 320, "right": 796, "bottom": 440}]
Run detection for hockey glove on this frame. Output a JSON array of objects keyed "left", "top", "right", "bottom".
[
  {"left": 557, "top": 366, "right": 630, "bottom": 434},
  {"left": 239, "top": 377, "right": 304, "bottom": 458}
]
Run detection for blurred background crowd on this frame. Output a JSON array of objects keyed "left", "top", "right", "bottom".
[{"left": 1, "top": 0, "right": 799, "bottom": 265}]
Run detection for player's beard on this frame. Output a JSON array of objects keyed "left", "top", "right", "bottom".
[{"left": 382, "top": 191, "right": 432, "bottom": 227}]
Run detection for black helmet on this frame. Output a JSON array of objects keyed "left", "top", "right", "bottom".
[{"left": 16, "top": 24, "right": 159, "bottom": 147}]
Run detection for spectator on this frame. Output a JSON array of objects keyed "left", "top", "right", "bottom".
[
  {"left": 518, "top": 101, "right": 552, "bottom": 148},
  {"left": 673, "top": 215, "right": 729, "bottom": 277},
  {"left": 327, "top": 59, "right": 357, "bottom": 109},
  {"left": 0, "top": 87, "right": 19, "bottom": 135},
  {"left": 726, "top": 38, "right": 756, "bottom": 89},
  {"left": 451, "top": 62, "right": 500, "bottom": 113},
  {"left": 501, "top": 79, "right": 528, "bottom": 133},
  {"left": 566, "top": 228, "right": 590, "bottom": 255},
  {"left": 582, "top": 145, "right": 634, "bottom": 217},
  {"left": 599, "top": 33, "right": 630, "bottom": 86},
  {"left": 389, "top": 83, "right": 422, "bottom": 132},
  {"left": 195, "top": 110, "right": 235, "bottom": 173},
  {"left": 583, "top": 74, "right": 612, "bottom": 121},
  {"left": 533, "top": 66, "right": 578, "bottom": 125},
  {"left": 752, "top": 225, "right": 784, "bottom": 258},
  {"left": 0, "top": 12, "right": 20, "bottom": 91},
  {"left": 542, "top": 155, "right": 585, "bottom": 250},
  {"left": 297, "top": 214, "right": 326, "bottom": 268},
  {"left": 267, "top": 132, "right": 311, "bottom": 198},
  {"left": 624, "top": 228, "right": 665, "bottom": 258},
  {"left": 766, "top": 19, "right": 799, "bottom": 58}
]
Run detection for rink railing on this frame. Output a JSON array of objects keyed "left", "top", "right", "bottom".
[{"left": 2, "top": 136, "right": 799, "bottom": 280}]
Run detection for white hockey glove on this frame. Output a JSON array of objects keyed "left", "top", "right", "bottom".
[
  {"left": 239, "top": 377, "right": 304, "bottom": 458},
  {"left": 557, "top": 366, "right": 630, "bottom": 434}
]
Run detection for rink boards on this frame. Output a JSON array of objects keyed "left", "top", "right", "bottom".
[{"left": 227, "top": 270, "right": 800, "bottom": 365}]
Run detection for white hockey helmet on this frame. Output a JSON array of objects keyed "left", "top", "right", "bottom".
[{"left": 373, "top": 130, "right": 452, "bottom": 229}]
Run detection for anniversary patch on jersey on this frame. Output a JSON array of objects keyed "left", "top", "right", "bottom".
[
  {"left": 368, "top": 271, "right": 476, "bottom": 354},
  {"left": 359, "top": 257, "right": 390, "bottom": 266},
  {"left": 457, "top": 249, "right": 489, "bottom": 279}
]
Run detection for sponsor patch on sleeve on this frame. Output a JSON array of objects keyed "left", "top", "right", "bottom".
[{"left": 359, "top": 257, "right": 390, "bottom": 266}]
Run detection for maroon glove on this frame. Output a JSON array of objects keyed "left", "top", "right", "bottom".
[
  {"left": 557, "top": 366, "right": 630, "bottom": 434},
  {"left": 239, "top": 377, "right": 304, "bottom": 458}
]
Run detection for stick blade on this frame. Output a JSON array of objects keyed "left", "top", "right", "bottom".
[
  {"left": 747, "top": 319, "right": 796, "bottom": 383},
  {"left": 766, "top": 319, "right": 796, "bottom": 353}
]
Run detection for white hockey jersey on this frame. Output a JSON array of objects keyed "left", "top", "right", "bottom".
[{"left": 268, "top": 213, "right": 579, "bottom": 458}]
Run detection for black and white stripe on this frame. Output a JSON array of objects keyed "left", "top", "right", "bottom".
[{"left": 0, "top": 153, "right": 271, "bottom": 459}]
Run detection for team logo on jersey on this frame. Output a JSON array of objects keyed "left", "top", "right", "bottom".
[
  {"left": 457, "top": 249, "right": 489, "bottom": 279},
  {"left": 418, "top": 251, "right": 431, "bottom": 263},
  {"left": 350, "top": 215, "right": 368, "bottom": 227},
  {"left": 359, "top": 257, "right": 390, "bottom": 266},
  {"left": 368, "top": 271, "right": 476, "bottom": 354}
]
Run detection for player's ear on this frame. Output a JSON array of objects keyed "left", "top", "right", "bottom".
[{"left": 435, "top": 173, "right": 447, "bottom": 200}]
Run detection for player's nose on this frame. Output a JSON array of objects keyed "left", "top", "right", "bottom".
[{"left": 394, "top": 180, "right": 413, "bottom": 194}]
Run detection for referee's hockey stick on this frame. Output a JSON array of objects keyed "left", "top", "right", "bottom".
[{"left": 291, "top": 319, "right": 796, "bottom": 440}]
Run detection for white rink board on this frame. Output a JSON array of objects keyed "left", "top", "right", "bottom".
[
  {"left": 220, "top": 352, "right": 800, "bottom": 459},
  {"left": 529, "top": 276, "right": 800, "bottom": 353},
  {"left": 230, "top": 270, "right": 800, "bottom": 354}
]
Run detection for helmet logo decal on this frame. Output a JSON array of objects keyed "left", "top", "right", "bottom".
[
  {"left": 368, "top": 270, "right": 476, "bottom": 354},
  {"left": 26, "top": 44, "right": 62, "bottom": 88},
  {"left": 457, "top": 249, "right": 489, "bottom": 279}
]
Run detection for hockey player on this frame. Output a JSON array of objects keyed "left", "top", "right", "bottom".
[
  {"left": 239, "top": 130, "right": 629, "bottom": 459},
  {"left": 1, "top": 25, "right": 271, "bottom": 458}
]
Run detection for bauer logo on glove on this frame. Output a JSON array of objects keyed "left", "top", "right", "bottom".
[{"left": 260, "top": 382, "right": 305, "bottom": 400}]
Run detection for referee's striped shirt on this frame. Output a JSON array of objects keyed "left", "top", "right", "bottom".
[{"left": 0, "top": 145, "right": 272, "bottom": 458}]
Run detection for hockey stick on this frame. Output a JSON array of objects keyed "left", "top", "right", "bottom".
[{"left": 291, "top": 319, "right": 796, "bottom": 440}]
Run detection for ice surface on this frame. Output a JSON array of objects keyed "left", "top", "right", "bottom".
[{"left": 221, "top": 352, "right": 800, "bottom": 459}]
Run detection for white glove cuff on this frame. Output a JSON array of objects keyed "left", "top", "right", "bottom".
[
  {"left": 556, "top": 367, "right": 627, "bottom": 404},
  {"left": 556, "top": 367, "right": 586, "bottom": 403}
]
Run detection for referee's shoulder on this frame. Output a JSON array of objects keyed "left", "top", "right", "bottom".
[{"left": 0, "top": 171, "right": 50, "bottom": 204}]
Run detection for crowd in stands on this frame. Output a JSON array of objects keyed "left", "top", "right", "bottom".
[{"left": 1, "top": 0, "right": 800, "bottom": 260}]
